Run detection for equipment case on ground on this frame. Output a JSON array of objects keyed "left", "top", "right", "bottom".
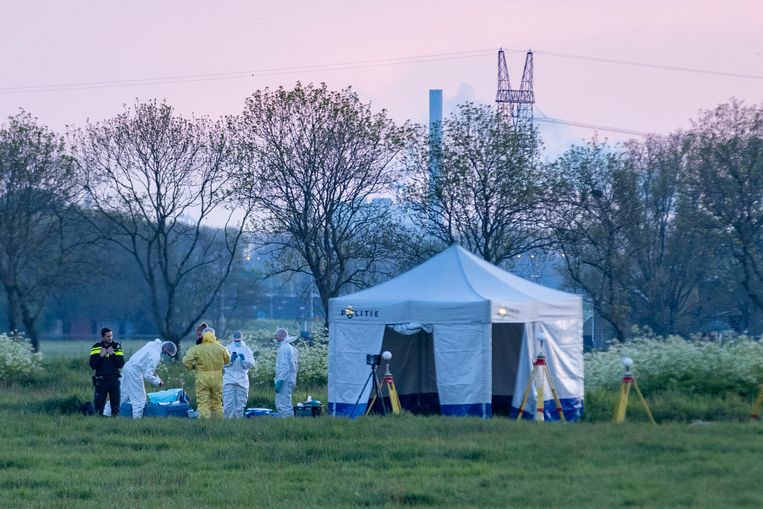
[{"left": 294, "top": 403, "right": 322, "bottom": 417}]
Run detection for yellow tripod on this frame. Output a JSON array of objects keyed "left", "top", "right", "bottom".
[
  {"left": 382, "top": 363, "right": 402, "bottom": 414},
  {"left": 365, "top": 358, "right": 402, "bottom": 415},
  {"left": 751, "top": 384, "right": 763, "bottom": 420},
  {"left": 612, "top": 361, "right": 656, "bottom": 424},
  {"left": 516, "top": 350, "right": 566, "bottom": 422}
]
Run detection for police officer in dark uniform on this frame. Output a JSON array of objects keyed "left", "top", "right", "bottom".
[{"left": 89, "top": 327, "right": 125, "bottom": 416}]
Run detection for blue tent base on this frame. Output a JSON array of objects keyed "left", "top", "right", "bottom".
[
  {"left": 366, "top": 393, "right": 441, "bottom": 416},
  {"left": 330, "top": 402, "right": 367, "bottom": 418},
  {"left": 329, "top": 401, "right": 491, "bottom": 418},
  {"left": 330, "top": 396, "right": 584, "bottom": 421},
  {"left": 509, "top": 397, "right": 585, "bottom": 422}
]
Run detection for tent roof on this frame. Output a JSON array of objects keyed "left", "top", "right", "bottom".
[{"left": 329, "top": 245, "right": 581, "bottom": 324}]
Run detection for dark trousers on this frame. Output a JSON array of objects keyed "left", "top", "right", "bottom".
[{"left": 93, "top": 376, "right": 121, "bottom": 416}]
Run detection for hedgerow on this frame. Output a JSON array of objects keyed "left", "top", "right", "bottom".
[
  {"left": 585, "top": 333, "right": 763, "bottom": 397},
  {"left": 249, "top": 325, "right": 328, "bottom": 387}
]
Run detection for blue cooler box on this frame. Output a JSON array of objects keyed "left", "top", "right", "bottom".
[
  {"left": 118, "top": 401, "right": 135, "bottom": 418},
  {"left": 245, "top": 407, "right": 276, "bottom": 417},
  {"left": 145, "top": 401, "right": 190, "bottom": 417}
]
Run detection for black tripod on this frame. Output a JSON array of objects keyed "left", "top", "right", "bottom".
[{"left": 351, "top": 363, "right": 389, "bottom": 417}]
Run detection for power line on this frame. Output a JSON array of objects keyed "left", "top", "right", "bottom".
[
  {"left": 514, "top": 48, "right": 763, "bottom": 80},
  {"left": 0, "top": 49, "right": 499, "bottom": 95},
  {"left": 2, "top": 46, "right": 751, "bottom": 138},
  {"left": 2, "top": 46, "right": 758, "bottom": 97},
  {"left": 536, "top": 116, "right": 653, "bottom": 137},
  {"left": 535, "top": 105, "right": 651, "bottom": 136}
]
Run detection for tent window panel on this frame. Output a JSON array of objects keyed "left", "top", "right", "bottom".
[
  {"left": 492, "top": 323, "right": 524, "bottom": 416},
  {"left": 378, "top": 329, "right": 440, "bottom": 415}
]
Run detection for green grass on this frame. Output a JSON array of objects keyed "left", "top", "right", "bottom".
[
  {"left": 584, "top": 388, "right": 752, "bottom": 423},
  {"left": 0, "top": 339, "right": 760, "bottom": 508},
  {"left": 0, "top": 411, "right": 762, "bottom": 508}
]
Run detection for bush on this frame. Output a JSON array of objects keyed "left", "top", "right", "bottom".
[
  {"left": 250, "top": 342, "right": 328, "bottom": 387},
  {"left": 585, "top": 333, "right": 763, "bottom": 397},
  {"left": 0, "top": 333, "right": 43, "bottom": 383}
]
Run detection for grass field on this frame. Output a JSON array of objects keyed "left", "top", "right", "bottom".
[{"left": 0, "top": 340, "right": 760, "bottom": 508}]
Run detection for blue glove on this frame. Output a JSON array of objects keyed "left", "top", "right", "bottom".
[
  {"left": 239, "top": 355, "right": 247, "bottom": 364},
  {"left": 230, "top": 352, "right": 238, "bottom": 361},
  {"left": 275, "top": 379, "right": 284, "bottom": 393}
]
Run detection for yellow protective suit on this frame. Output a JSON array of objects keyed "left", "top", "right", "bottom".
[{"left": 182, "top": 331, "right": 230, "bottom": 418}]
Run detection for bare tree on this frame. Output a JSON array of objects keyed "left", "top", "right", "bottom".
[
  {"left": 550, "top": 140, "right": 636, "bottom": 340},
  {"left": 550, "top": 135, "right": 717, "bottom": 339},
  {"left": 403, "top": 103, "right": 549, "bottom": 266},
  {"left": 685, "top": 99, "right": 763, "bottom": 314},
  {"left": 621, "top": 135, "right": 712, "bottom": 335},
  {"left": 235, "top": 83, "right": 413, "bottom": 317},
  {"left": 75, "top": 100, "right": 251, "bottom": 346},
  {"left": 0, "top": 111, "right": 84, "bottom": 351}
]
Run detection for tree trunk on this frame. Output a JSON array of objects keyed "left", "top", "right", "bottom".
[
  {"left": 5, "top": 288, "right": 20, "bottom": 334},
  {"left": 317, "top": 285, "right": 330, "bottom": 329},
  {"left": 20, "top": 309, "right": 40, "bottom": 353}
]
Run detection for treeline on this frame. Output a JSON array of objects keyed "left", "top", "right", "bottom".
[{"left": 1, "top": 83, "right": 761, "bottom": 350}]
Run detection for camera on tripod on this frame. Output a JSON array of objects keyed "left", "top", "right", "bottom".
[{"left": 366, "top": 353, "right": 381, "bottom": 367}]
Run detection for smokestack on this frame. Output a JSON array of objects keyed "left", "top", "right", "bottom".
[{"left": 428, "top": 89, "right": 443, "bottom": 198}]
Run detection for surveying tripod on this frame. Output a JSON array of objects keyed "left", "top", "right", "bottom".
[
  {"left": 351, "top": 362, "right": 389, "bottom": 416},
  {"left": 368, "top": 360, "right": 401, "bottom": 415},
  {"left": 612, "top": 366, "right": 656, "bottom": 424},
  {"left": 516, "top": 340, "right": 566, "bottom": 422}
]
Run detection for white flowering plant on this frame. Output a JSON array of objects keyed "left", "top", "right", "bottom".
[
  {"left": 0, "top": 333, "right": 43, "bottom": 383},
  {"left": 585, "top": 333, "right": 763, "bottom": 397},
  {"left": 249, "top": 325, "right": 329, "bottom": 387},
  {"left": 250, "top": 341, "right": 328, "bottom": 387}
]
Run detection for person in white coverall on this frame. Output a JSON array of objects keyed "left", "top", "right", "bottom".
[
  {"left": 223, "top": 331, "right": 254, "bottom": 418},
  {"left": 274, "top": 327, "right": 299, "bottom": 417},
  {"left": 120, "top": 339, "right": 177, "bottom": 418}
]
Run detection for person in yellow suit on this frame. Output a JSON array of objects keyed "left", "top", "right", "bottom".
[{"left": 182, "top": 327, "right": 230, "bottom": 418}]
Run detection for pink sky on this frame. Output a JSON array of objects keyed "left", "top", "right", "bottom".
[{"left": 1, "top": 1, "right": 761, "bottom": 154}]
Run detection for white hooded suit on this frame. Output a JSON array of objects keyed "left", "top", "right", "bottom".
[
  {"left": 222, "top": 339, "right": 255, "bottom": 418},
  {"left": 121, "top": 339, "right": 165, "bottom": 418},
  {"left": 274, "top": 338, "right": 299, "bottom": 417}
]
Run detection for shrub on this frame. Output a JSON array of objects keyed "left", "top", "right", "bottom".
[
  {"left": 0, "top": 333, "right": 43, "bottom": 383},
  {"left": 245, "top": 323, "right": 328, "bottom": 387},
  {"left": 250, "top": 341, "right": 328, "bottom": 387},
  {"left": 585, "top": 334, "right": 763, "bottom": 397}
]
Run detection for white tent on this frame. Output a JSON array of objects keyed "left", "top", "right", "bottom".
[{"left": 327, "top": 245, "right": 584, "bottom": 419}]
